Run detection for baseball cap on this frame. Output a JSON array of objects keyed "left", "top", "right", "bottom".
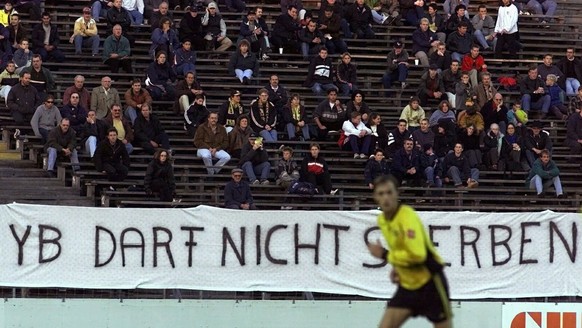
[
  {"left": 207, "top": 2, "right": 217, "bottom": 9},
  {"left": 429, "top": 64, "right": 439, "bottom": 70},
  {"left": 393, "top": 41, "right": 403, "bottom": 48},
  {"left": 83, "top": 7, "right": 91, "bottom": 14},
  {"left": 232, "top": 168, "right": 243, "bottom": 174}
]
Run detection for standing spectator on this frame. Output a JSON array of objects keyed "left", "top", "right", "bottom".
[
  {"left": 104, "top": 103, "right": 134, "bottom": 154},
  {"left": 30, "top": 94, "right": 61, "bottom": 144},
  {"left": 0, "top": 60, "right": 18, "bottom": 103},
  {"left": 224, "top": 168, "right": 257, "bottom": 210},
  {"left": 442, "top": 142, "right": 479, "bottom": 187},
  {"left": 524, "top": 120, "right": 552, "bottom": 167},
  {"left": 70, "top": 7, "right": 100, "bottom": 56},
  {"left": 425, "top": 3, "right": 446, "bottom": 42},
  {"left": 21, "top": 55, "right": 54, "bottom": 100},
  {"left": 175, "top": 71, "right": 203, "bottom": 114},
  {"left": 537, "top": 54, "right": 564, "bottom": 89},
  {"left": 239, "top": 134, "right": 271, "bottom": 184},
  {"left": 144, "top": 149, "right": 175, "bottom": 202},
  {"left": 276, "top": 146, "right": 300, "bottom": 190},
  {"left": 81, "top": 110, "right": 110, "bottom": 157},
  {"left": 299, "top": 20, "right": 324, "bottom": 61},
  {"left": 483, "top": 123, "right": 504, "bottom": 170},
  {"left": 520, "top": 65, "right": 551, "bottom": 118},
  {"left": 149, "top": 17, "right": 180, "bottom": 61},
  {"left": 474, "top": 72, "right": 497, "bottom": 109},
  {"left": 420, "top": 143, "right": 442, "bottom": 187},
  {"left": 304, "top": 47, "right": 338, "bottom": 97},
  {"left": 133, "top": 104, "right": 170, "bottom": 155},
  {"left": 392, "top": 139, "right": 422, "bottom": 187},
  {"left": 494, "top": 0, "right": 519, "bottom": 59},
  {"left": 526, "top": 150, "right": 563, "bottom": 197},
  {"left": 8, "top": 13, "right": 26, "bottom": 53},
  {"left": 7, "top": 71, "right": 41, "bottom": 124},
  {"left": 102, "top": 24, "right": 133, "bottom": 74},
  {"left": 336, "top": 52, "right": 358, "bottom": 96},
  {"left": 400, "top": 0, "right": 424, "bottom": 26},
  {"left": 184, "top": 94, "right": 209, "bottom": 138},
  {"left": 429, "top": 42, "right": 452, "bottom": 72},
  {"left": 471, "top": 5, "right": 495, "bottom": 50},
  {"left": 173, "top": 40, "right": 196, "bottom": 77},
  {"left": 14, "top": 0, "right": 40, "bottom": 21},
  {"left": 565, "top": 109, "right": 582, "bottom": 165},
  {"left": 412, "top": 18, "right": 438, "bottom": 67},
  {"left": 367, "top": 113, "right": 388, "bottom": 151},
  {"left": 313, "top": 89, "right": 346, "bottom": 140},
  {"left": 193, "top": 112, "right": 231, "bottom": 175},
  {"left": 60, "top": 92, "right": 88, "bottom": 134},
  {"left": 240, "top": 10, "right": 269, "bottom": 59},
  {"left": 228, "top": 115, "right": 251, "bottom": 158},
  {"left": 346, "top": 90, "right": 370, "bottom": 123},
  {"left": 31, "top": 12, "right": 65, "bottom": 62},
  {"left": 218, "top": 89, "right": 245, "bottom": 132},
  {"left": 318, "top": 6, "right": 348, "bottom": 55},
  {"left": 481, "top": 93, "right": 508, "bottom": 134},
  {"left": 249, "top": 89, "right": 277, "bottom": 141},
  {"left": 344, "top": 0, "right": 375, "bottom": 39},
  {"left": 63, "top": 75, "right": 90, "bottom": 109},
  {"left": 179, "top": 6, "right": 204, "bottom": 50},
  {"left": 107, "top": 0, "right": 132, "bottom": 32},
  {"left": 228, "top": 39, "right": 259, "bottom": 85},
  {"left": 300, "top": 143, "right": 336, "bottom": 194},
  {"left": 412, "top": 118, "right": 434, "bottom": 151},
  {"left": 417, "top": 64, "right": 447, "bottom": 107},
  {"left": 150, "top": 1, "right": 172, "bottom": 32},
  {"left": 429, "top": 100, "right": 456, "bottom": 127},
  {"left": 461, "top": 45, "right": 487, "bottom": 88},
  {"left": 45, "top": 118, "right": 80, "bottom": 178},
  {"left": 382, "top": 41, "right": 408, "bottom": 98},
  {"left": 400, "top": 96, "right": 425, "bottom": 131},
  {"left": 94, "top": 127, "right": 131, "bottom": 182},
  {"left": 91, "top": 76, "right": 120, "bottom": 119},
  {"left": 124, "top": 78, "right": 152, "bottom": 125},
  {"left": 442, "top": 59, "right": 461, "bottom": 107},
  {"left": 271, "top": 5, "right": 301, "bottom": 53},
  {"left": 545, "top": 74, "right": 568, "bottom": 120},
  {"left": 364, "top": 148, "right": 389, "bottom": 189},
  {"left": 202, "top": 2, "right": 233, "bottom": 52},
  {"left": 386, "top": 119, "right": 412, "bottom": 158},
  {"left": 341, "top": 111, "right": 372, "bottom": 158},
  {"left": 283, "top": 93, "right": 310, "bottom": 141},
  {"left": 92, "top": 0, "right": 114, "bottom": 22},
  {"left": 146, "top": 50, "right": 177, "bottom": 100},
  {"left": 557, "top": 48, "right": 582, "bottom": 97},
  {"left": 446, "top": 21, "right": 472, "bottom": 62}
]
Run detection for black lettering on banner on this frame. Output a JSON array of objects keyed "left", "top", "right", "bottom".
[
  {"left": 362, "top": 226, "right": 386, "bottom": 268},
  {"left": 180, "top": 226, "right": 204, "bottom": 267},
  {"left": 429, "top": 225, "right": 451, "bottom": 267},
  {"left": 9, "top": 224, "right": 31, "bottom": 265},
  {"left": 221, "top": 227, "right": 246, "bottom": 266},
  {"left": 549, "top": 221, "right": 577, "bottom": 263},
  {"left": 256, "top": 225, "right": 261, "bottom": 265},
  {"left": 265, "top": 225, "right": 288, "bottom": 265},
  {"left": 153, "top": 227, "right": 175, "bottom": 268},
  {"left": 488, "top": 225, "right": 512, "bottom": 266},
  {"left": 95, "top": 226, "right": 117, "bottom": 267},
  {"left": 294, "top": 223, "right": 320, "bottom": 265},
  {"left": 120, "top": 228, "right": 145, "bottom": 267},
  {"left": 38, "top": 225, "right": 62, "bottom": 264},
  {"left": 519, "top": 222, "right": 540, "bottom": 264},
  {"left": 460, "top": 226, "right": 481, "bottom": 268},
  {"left": 322, "top": 224, "right": 350, "bottom": 265}
]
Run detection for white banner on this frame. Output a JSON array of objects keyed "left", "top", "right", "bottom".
[
  {"left": 502, "top": 303, "right": 582, "bottom": 328},
  {"left": 0, "top": 204, "right": 580, "bottom": 299}
]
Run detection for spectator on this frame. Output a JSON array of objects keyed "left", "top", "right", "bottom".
[
  {"left": 228, "top": 114, "right": 252, "bottom": 158},
  {"left": 392, "top": 139, "right": 422, "bottom": 187},
  {"left": 304, "top": 47, "right": 338, "bottom": 97},
  {"left": 20, "top": 55, "right": 54, "bottom": 100},
  {"left": 265, "top": 74, "right": 288, "bottom": 118},
  {"left": 202, "top": 2, "right": 233, "bottom": 52},
  {"left": 569, "top": 86, "right": 582, "bottom": 116},
  {"left": 124, "top": 78, "right": 152, "bottom": 125},
  {"left": 447, "top": 21, "right": 472, "bottom": 62},
  {"left": 341, "top": 111, "right": 372, "bottom": 158},
  {"left": 474, "top": 72, "right": 496, "bottom": 110},
  {"left": 537, "top": 54, "right": 564, "bottom": 89},
  {"left": 400, "top": 0, "right": 424, "bottom": 26},
  {"left": 281, "top": 0, "right": 305, "bottom": 18},
  {"left": 425, "top": 3, "right": 446, "bottom": 42},
  {"left": 566, "top": 109, "right": 582, "bottom": 165},
  {"left": 481, "top": 92, "right": 508, "bottom": 134},
  {"left": 412, "top": 18, "right": 438, "bottom": 67},
  {"left": 107, "top": 0, "right": 132, "bottom": 33},
  {"left": 429, "top": 100, "right": 456, "bottom": 127},
  {"left": 364, "top": 148, "right": 390, "bottom": 189},
  {"left": 300, "top": 143, "right": 335, "bottom": 194},
  {"left": 471, "top": 5, "right": 495, "bottom": 50},
  {"left": 30, "top": 94, "right": 60, "bottom": 144},
  {"left": 412, "top": 118, "right": 434, "bottom": 151},
  {"left": 92, "top": 0, "right": 113, "bottom": 22},
  {"left": 0, "top": 20, "right": 10, "bottom": 64},
  {"left": 336, "top": 52, "right": 358, "bottom": 96},
  {"left": 429, "top": 42, "right": 452, "bottom": 72},
  {"left": 218, "top": 89, "right": 245, "bottom": 133},
  {"left": 483, "top": 123, "right": 504, "bottom": 170},
  {"left": 8, "top": 13, "right": 26, "bottom": 53},
  {"left": 526, "top": 150, "right": 563, "bottom": 197},
  {"left": 14, "top": 0, "right": 40, "bottom": 22},
  {"left": 417, "top": 64, "right": 447, "bottom": 107},
  {"left": 455, "top": 71, "right": 475, "bottom": 111},
  {"left": 433, "top": 120, "right": 456, "bottom": 159},
  {"left": 228, "top": 39, "right": 259, "bottom": 85},
  {"left": 371, "top": 0, "right": 400, "bottom": 26},
  {"left": 94, "top": 127, "right": 131, "bottom": 182},
  {"left": 545, "top": 74, "right": 568, "bottom": 120},
  {"left": 344, "top": 0, "right": 375, "bottom": 39},
  {"left": 457, "top": 124, "right": 482, "bottom": 168},
  {"left": 45, "top": 118, "right": 80, "bottom": 178},
  {"left": 91, "top": 76, "right": 120, "bottom": 119},
  {"left": 150, "top": 1, "right": 172, "bottom": 32},
  {"left": 70, "top": 7, "right": 99, "bottom": 56},
  {"left": 0, "top": 60, "right": 18, "bottom": 103},
  {"left": 420, "top": 143, "right": 442, "bottom": 187},
  {"left": 520, "top": 65, "right": 551, "bottom": 118},
  {"left": 445, "top": 4, "right": 472, "bottom": 34},
  {"left": 133, "top": 103, "right": 170, "bottom": 155},
  {"left": 382, "top": 41, "right": 408, "bottom": 98},
  {"left": 254, "top": 7, "right": 271, "bottom": 55},
  {"left": 313, "top": 89, "right": 346, "bottom": 140},
  {"left": 442, "top": 142, "right": 479, "bottom": 188},
  {"left": 12, "top": 39, "right": 31, "bottom": 74},
  {"left": 146, "top": 50, "right": 177, "bottom": 100},
  {"left": 30, "top": 12, "right": 64, "bottom": 63},
  {"left": 400, "top": 96, "right": 425, "bottom": 131},
  {"left": 519, "top": 0, "right": 557, "bottom": 24},
  {"left": 240, "top": 10, "right": 269, "bottom": 59},
  {"left": 60, "top": 92, "right": 88, "bottom": 134},
  {"left": 171, "top": 40, "right": 196, "bottom": 78},
  {"left": 283, "top": 93, "right": 310, "bottom": 141},
  {"left": 0, "top": 1, "right": 17, "bottom": 28},
  {"left": 81, "top": 110, "right": 109, "bottom": 157},
  {"left": 175, "top": 71, "right": 203, "bottom": 114},
  {"left": 494, "top": 0, "right": 519, "bottom": 59},
  {"left": 144, "top": 149, "right": 175, "bottom": 202},
  {"left": 193, "top": 112, "right": 231, "bottom": 175},
  {"left": 461, "top": 45, "right": 487, "bottom": 88},
  {"left": 224, "top": 168, "right": 257, "bottom": 210},
  {"left": 63, "top": 75, "right": 90, "bottom": 109},
  {"left": 442, "top": 59, "right": 461, "bottom": 107},
  {"left": 104, "top": 103, "right": 134, "bottom": 154},
  {"left": 442, "top": 0, "right": 469, "bottom": 18},
  {"left": 249, "top": 88, "right": 277, "bottom": 141},
  {"left": 271, "top": 5, "right": 301, "bottom": 53},
  {"left": 507, "top": 102, "right": 528, "bottom": 128},
  {"left": 299, "top": 20, "right": 324, "bottom": 61},
  {"left": 149, "top": 17, "right": 180, "bottom": 61},
  {"left": 239, "top": 134, "right": 271, "bottom": 185},
  {"left": 346, "top": 90, "right": 371, "bottom": 123},
  {"left": 367, "top": 113, "right": 388, "bottom": 151},
  {"left": 276, "top": 146, "right": 300, "bottom": 190},
  {"left": 557, "top": 48, "right": 582, "bottom": 97},
  {"left": 457, "top": 101, "right": 484, "bottom": 134},
  {"left": 102, "top": 24, "right": 133, "bottom": 74},
  {"left": 7, "top": 71, "right": 41, "bottom": 124},
  {"left": 178, "top": 6, "right": 204, "bottom": 50},
  {"left": 184, "top": 94, "right": 209, "bottom": 137},
  {"left": 386, "top": 119, "right": 412, "bottom": 158},
  {"left": 500, "top": 123, "right": 527, "bottom": 174},
  {"left": 524, "top": 120, "right": 552, "bottom": 167},
  {"left": 318, "top": 6, "right": 348, "bottom": 55}
]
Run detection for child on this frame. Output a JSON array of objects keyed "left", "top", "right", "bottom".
[
  {"left": 364, "top": 148, "right": 390, "bottom": 189},
  {"left": 507, "top": 102, "right": 528, "bottom": 127},
  {"left": 546, "top": 74, "right": 568, "bottom": 120},
  {"left": 12, "top": 38, "right": 32, "bottom": 74},
  {"left": 276, "top": 146, "right": 300, "bottom": 189}
]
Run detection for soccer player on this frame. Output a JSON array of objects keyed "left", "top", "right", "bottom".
[{"left": 368, "top": 175, "right": 452, "bottom": 328}]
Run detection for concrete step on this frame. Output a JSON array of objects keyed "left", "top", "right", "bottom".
[{"left": 0, "top": 150, "right": 21, "bottom": 161}]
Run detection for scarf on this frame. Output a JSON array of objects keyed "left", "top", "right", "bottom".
[{"left": 292, "top": 105, "right": 301, "bottom": 121}]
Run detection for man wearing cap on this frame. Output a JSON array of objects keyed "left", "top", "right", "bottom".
[
  {"left": 224, "top": 168, "right": 257, "bottom": 210},
  {"left": 524, "top": 120, "right": 552, "bottom": 167},
  {"left": 382, "top": 41, "right": 408, "bottom": 100},
  {"left": 194, "top": 112, "right": 231, "bottom": 175},
  {"left": 71, "top": 7, "right": 100, "bottom": 56},
  {"left": 178, "top": 4, "right": 204, "bottom": 50},
  {"left": 202, "top": 2, "right": 233, "bottom": 52},
  {"left": 417, "top": 64, "right": 447, "bottom": 107},
  {"left": 520, "top": 65, "right": 551, "bottom": 118},
  {"left": 565, "top": 109, "right": 582, "bottom": 166}
]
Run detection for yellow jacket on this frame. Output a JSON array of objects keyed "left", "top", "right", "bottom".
[
  {"left": 0, "top": 9, "right": 16, "bottom": 27},
  {"left": 73, "top": 16, "right": 98, "bottom": 37}
]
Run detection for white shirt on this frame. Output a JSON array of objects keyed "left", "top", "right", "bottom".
[
  {"left": 342, "top": 120, "right": 372, "bottom": 137},
  {"left": 495, "top": 4, "right": 518, "bottom": 34},
  {"left": 122, "top": 0, "right": 144, "bottom": 13}
]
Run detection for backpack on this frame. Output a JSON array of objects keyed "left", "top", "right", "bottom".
[{"left": 288, "top": 181, "right": 318, "bottom": 196}]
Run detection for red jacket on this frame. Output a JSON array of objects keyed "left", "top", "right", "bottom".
[{"left": 461, "top": 54, "right": 486, "bottom": 72}]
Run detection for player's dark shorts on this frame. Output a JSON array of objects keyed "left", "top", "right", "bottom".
[{"left": 388, "top": 271, "right": 452, "bottom": 323}]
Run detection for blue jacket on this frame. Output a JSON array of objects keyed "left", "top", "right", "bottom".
[
  {"left": 224, "top": 180, "right": 254, "bottom": 207},
  {"left": 150, "top": 27, "right": 180, "bottom": 57},
  {"left": 173, "top": 47, "right": 196, "bottom": 70},
  {"left": 392, "top": 148, "right": 421, "bottom": 175},
  {"left": 146, "top": 61, "right": 177, "bottom": 85}
]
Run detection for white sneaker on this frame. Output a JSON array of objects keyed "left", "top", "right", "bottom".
[
  {"left": 330, "top": 189, "right": 339, "bottom": 195},
  {"left": 13, "top": 128, "right": 20, "bottom": 138},
  {"left": 359, "top": 153, "right": 367, "bottom": 159},
  {"left": 262, "top": 53, "right": 270, "bottom": 60}
]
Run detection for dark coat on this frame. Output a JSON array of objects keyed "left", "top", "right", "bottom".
[
  {"left": 45, "top": 125, "right": 76, "bottom": 152},
  {"left": 364, "top": 158, "right": 390, "bottom": 184},
  {"left": 144, "top": 159, "right": 175, "bottom": 193},
  {"left": 239, "top": 141, "right": 269, "bottom": 166},
  {"left": 94, "top": 139, "right": 130, "bottom": 172},
  {"left": 60, "top": 104, "right": 88, "bottom": 132},
  {"left": 224, "top": 180, "right": 254, "bottom": 207},
  {"left": 227, "top": 51, "right": 259, "bottom": 76},
  {"left": 31, "top": 23, "right": 60, "bottom": 51},
  {"left": 392, "top": 148, "right": 421, "bottom": 175},
  {"left": 133, "top": 113, "right": 166, "bottom": 143}
]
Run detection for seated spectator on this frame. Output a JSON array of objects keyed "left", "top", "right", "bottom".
[
  {"left": 193, "top": 112, "right": 231, "bottom": 175},
  {"left": 524, "top": 120, "right": 552, "bottom": 167},
  {"left": 133, "top": 104, "right": 170, "bottom": 155},
  {"left": 556, "top": 47, "right": 582, "bottom": 97},
  {"left": 70, "top": 7, "right": 99, "bottom": 56},
  {"left": 45, "top": 118, "right": 79, "bottom": 178},
  {"left": 494, "top": 0, "right": 519, "bottom": 59},
  {"left": 474, "top": 72, "right": 496, "bottom": 109},
  {"left": 265, "top": 74, "right": 288, "bottom": 117},
  {"left": 367, "top": 113, "right": 388, "bottom": 151},
  {"left": 271, "top": 5, "right": 301, "bottom": 53},
  {"left": 240, "top": 9, "right": 270, "bottom": 59},
  {"left": 481, "top": 93, "right": 508, "bottom": 134},
  {"left": 392, "top": 139, "right": 422, "bottom": 187},
  {"left": 218, "top": 89, "right": 245, "bottom": 133},
  {"left": 417, "top": 64, "right": 447, "bottom": 107},
  {"left": 457, "top": 101, "right": 484, "bottom": 134},
  {"left": 0, "top": 60, "right": 19, "bottom": 103},
  {"left": 249, "top": 89, "right": 277, "bottom": 141},
  {"left": 228, "top": 39, "right": 259, "bottom": 85},
  {"left": 433, "top": 120, "right": 456, "bottom": 159},
  {"left": 336, "top": 52, "right": 358, "bottom": 96},
  {"left": 300, "top": 143, "right": 335, "bottom": 194},
  {"left": 313, "top": 89, "right": 347, "bottom": 140},
  {"left": 364, "top": 148, "right": 390, "bottom": 189},
  {"left": 399, "top": 0, "right": 424, "bottom": 26},
  {"left": 346, "top": 90, "right": 370, "bottom": 123},
  {"left": 184, "top": 94, "right": 209, "bottom": 138},
  {"left": 107, "top": 0, "right": 132, "bottom": 34},
  {"left": 442, "top": 0, "right": 469, "bottom": 18},
  {"left": 144, "top": 149, "right": 175, "bottom": 202},
  {"left": 344, "top": 0, "right": 375, "bottom": 39},
  {"left": 94, "top": 127, "right": 131, "bottom": 182},
  {"left": 224, "top": 168, "right": 257, "bottom": 210},
  {"left": 446, "top": 21, "right": 472, "bottom": 62},
  {"left": 454, "top": 71, "right": 475, "bottom": 111},
  {"left": 150, "top": 1, "right": 172, "bottom": 32},
  {"left": 102, "top": 24, "right": 133, "bottom": 74},
  {"left": 7, "top": 71, "right": 41, "bottom": 125},
  {"left": 507, "top": 102, "right": 529, "bottom": 128},
  {"left": 13, "top": 39, "right": 32, "bottom": 74},
  {"left": 14, "top": 0, "right": 40, "bottom": 21},
  {"left": 178, "top": 6, "right": 204, "bottom": 50},
  {"left": 425, "top": 3, "right": 446, "bottom": 42},
  {"left": 175, "top": 71, "right": 203, "bottom": 114},
  {"left": 173, "top": 40, "right": 196, "bottom": 77},
  {"left": 442, "top": 59, "right": 461, "bottom": 107},
  {"left": 457, "top": 124, "right": 481, "bottom": 168},
  {"left": 299, "top": 20, "right": 323, "bottom": 60},
  {"left": 81, "top": 109, "right": 109, "bottom": 157},
  {"left": 429, "top": 42, "right": 452, "bottom": 72},
  {"left": 282, "top": 93, "right": 310, "bottom": 141},
  {"left": 412, "top": 18, "right": 438, "bottom": 67},
  {"left": 483, "top": 123, "right": 504, "bottom": 170},
  {"left": 276, "top": 146, "right": 300, "bottom": 189},
  {"left": 371, "top": 0, "right": 400, "bottom": 26},
  {"left": 60, "top": 92, "right": 87, "bottom": 134},
  {"left": 420, "top": 143, "right": 442, "bottom": 187},
  {"left": 537, "top": 54, "right": 564, "bottom": 89},
  {"left": 91, "top": 76, "right": 120, "bottom": 119},
  {"left": 124, "top": 78, "right": 152, "bottom": 125},
  {"left": 0, "top": 1, "right": 17, "bottom": 28},
  {"left": 400, "top": 96, "right": 425, "bottom": 131},
  {"left": 526, "top": 150, "right": 563, "bottom": 198},
  {"left": 31, "top": 94, "right": 60, "bottom": 144},
  {"left": 0, "top": 17, "right": 10, "bottom": 61},
  {"left": 341, "top": 111, "right": 372, "bottom": 158},
  {"left": 471, "top": 5, "right": 495, "bottom": 50},
  {"left": 281, "top": 0, "right": 306, "bottom": 19},
  {"left": 146, "top": 50, "right": 177, "bottom": 100},
  {"left": 304, "top": 47, "right": 338, "bottom": 97},
  {"left": 8, "top": 13, "right": 25, "bottom": 53},
  {"left": 461, "top": 45, "right": 486, "bottom": 87},
  {"left": 500, "top": 123, "right": 528, "bottom": 173},
  {"left": 92, "top": 0, "right": 113, "bottom": 23},
  {"left": 382, "top": 41, "right": 408, "bottom": 99},
  {"left": 228, "top": 115, "right": 251, "bottom": 158},
  {"left": 545, "top": 74, "right": 568, "bottom": 120},
  {"left": 149, "top": 17, "right": 180, "bottom": 61},
  {"left": 518, "top": 0, "right": 557, "bottom": 24},
  {"left": 31, "top": 12, "right": 65, "bottom": 62},
  {"left": 318, "top": 6, "right": 348, "bottom": 55},
  {"left": 429, "top": 100, "right": 455, "bottom": 127},
  {"left": 202, "top": 2, "right": 233, "bottom": 52},
  {"left": 569, "top": 86, "right": 582, "bottom": 116},
  {"left": 565, "top": 110, "right": 582, "bottom": 165},
  {"left": 239, "top": 134, "right": 271, "bottom": 185},
  {"left": 386, "top": 119, "right": 412, "bottom": 158},
  {"left": 122, "top": 0, "right": 144, "bottom": 25},
  {"left": 104, "top": 103, "right": 134, "bottom": 154},
  {"left": 445, "top": 4, "right": 472, "bottom": 34},
  {"left": 21, "top": 55, "right": 54, "bottom": 101},
  {"left": 412, "top": 118, "right": 434, "bottom": 151},
  {"left": 520, "top": 65, "right": 551, "bottom": 118},
  {"left": 63, "top": 75, "right": 90, "bottom": 109},
  {"left": 442, "top": 142, "right": 479, "bottom": 188}
]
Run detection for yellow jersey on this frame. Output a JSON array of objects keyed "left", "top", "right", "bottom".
[{"left": 377, "top": 204, "right": 444, "bottom": 290}]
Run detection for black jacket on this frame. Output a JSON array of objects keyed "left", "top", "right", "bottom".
[
  {"left": 133, "top": 113, "right": 166, "bottom": 143},
  {"left": 106, "top": 7, "right": 132, "bottom": 30},
  {"left": 249, "top": 99, "right": 277, "bottom": 132},
  {"left": 282, "top": 104, "right": 307, "bottom": 124},
  {"left": 239, "top": 142, "right": 269, "bottom": 166},
  {"left": 442, "top": 152, "right": 471, "bottom": 180},
  {"left": 45, "top": 126, "right": 76, "bottom": 152},
  {"left": 304, "top": 55, "right": 334, "bottom": 86},
  {"left": 94, "top": 139, "right": 130, "bottom": 172},
  {"left": 364, "top": 159, "right": 390, "bottom": 184},
  {"left": 31, "top": 23, "right": 60, "bottom": 51},
  {"left": 392, "top": 148, "right": 421, "bottom": 174},
  {"left": 272, "top": 13, "right": 301, "bottom": 39},
  {"left": 178, "top": 13, "right": 203, "bottom": 42},
  {"left": 224, "top": 180, "right": 253, "bottom": 207},
  {"left": 80, "top": 118, "right": 110, "bottom": 143},
  {"left": 524, "top": 130, "right": 552, "bottom": 151},
  {"left": 344, "top": 3, "right": 373, "bottom": 31},
  {"left": 144, "top": 159, "right": 175, "bottom": 193},
  {"left": 265, "top": 84, "right": 288, "bottom": 110}
]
